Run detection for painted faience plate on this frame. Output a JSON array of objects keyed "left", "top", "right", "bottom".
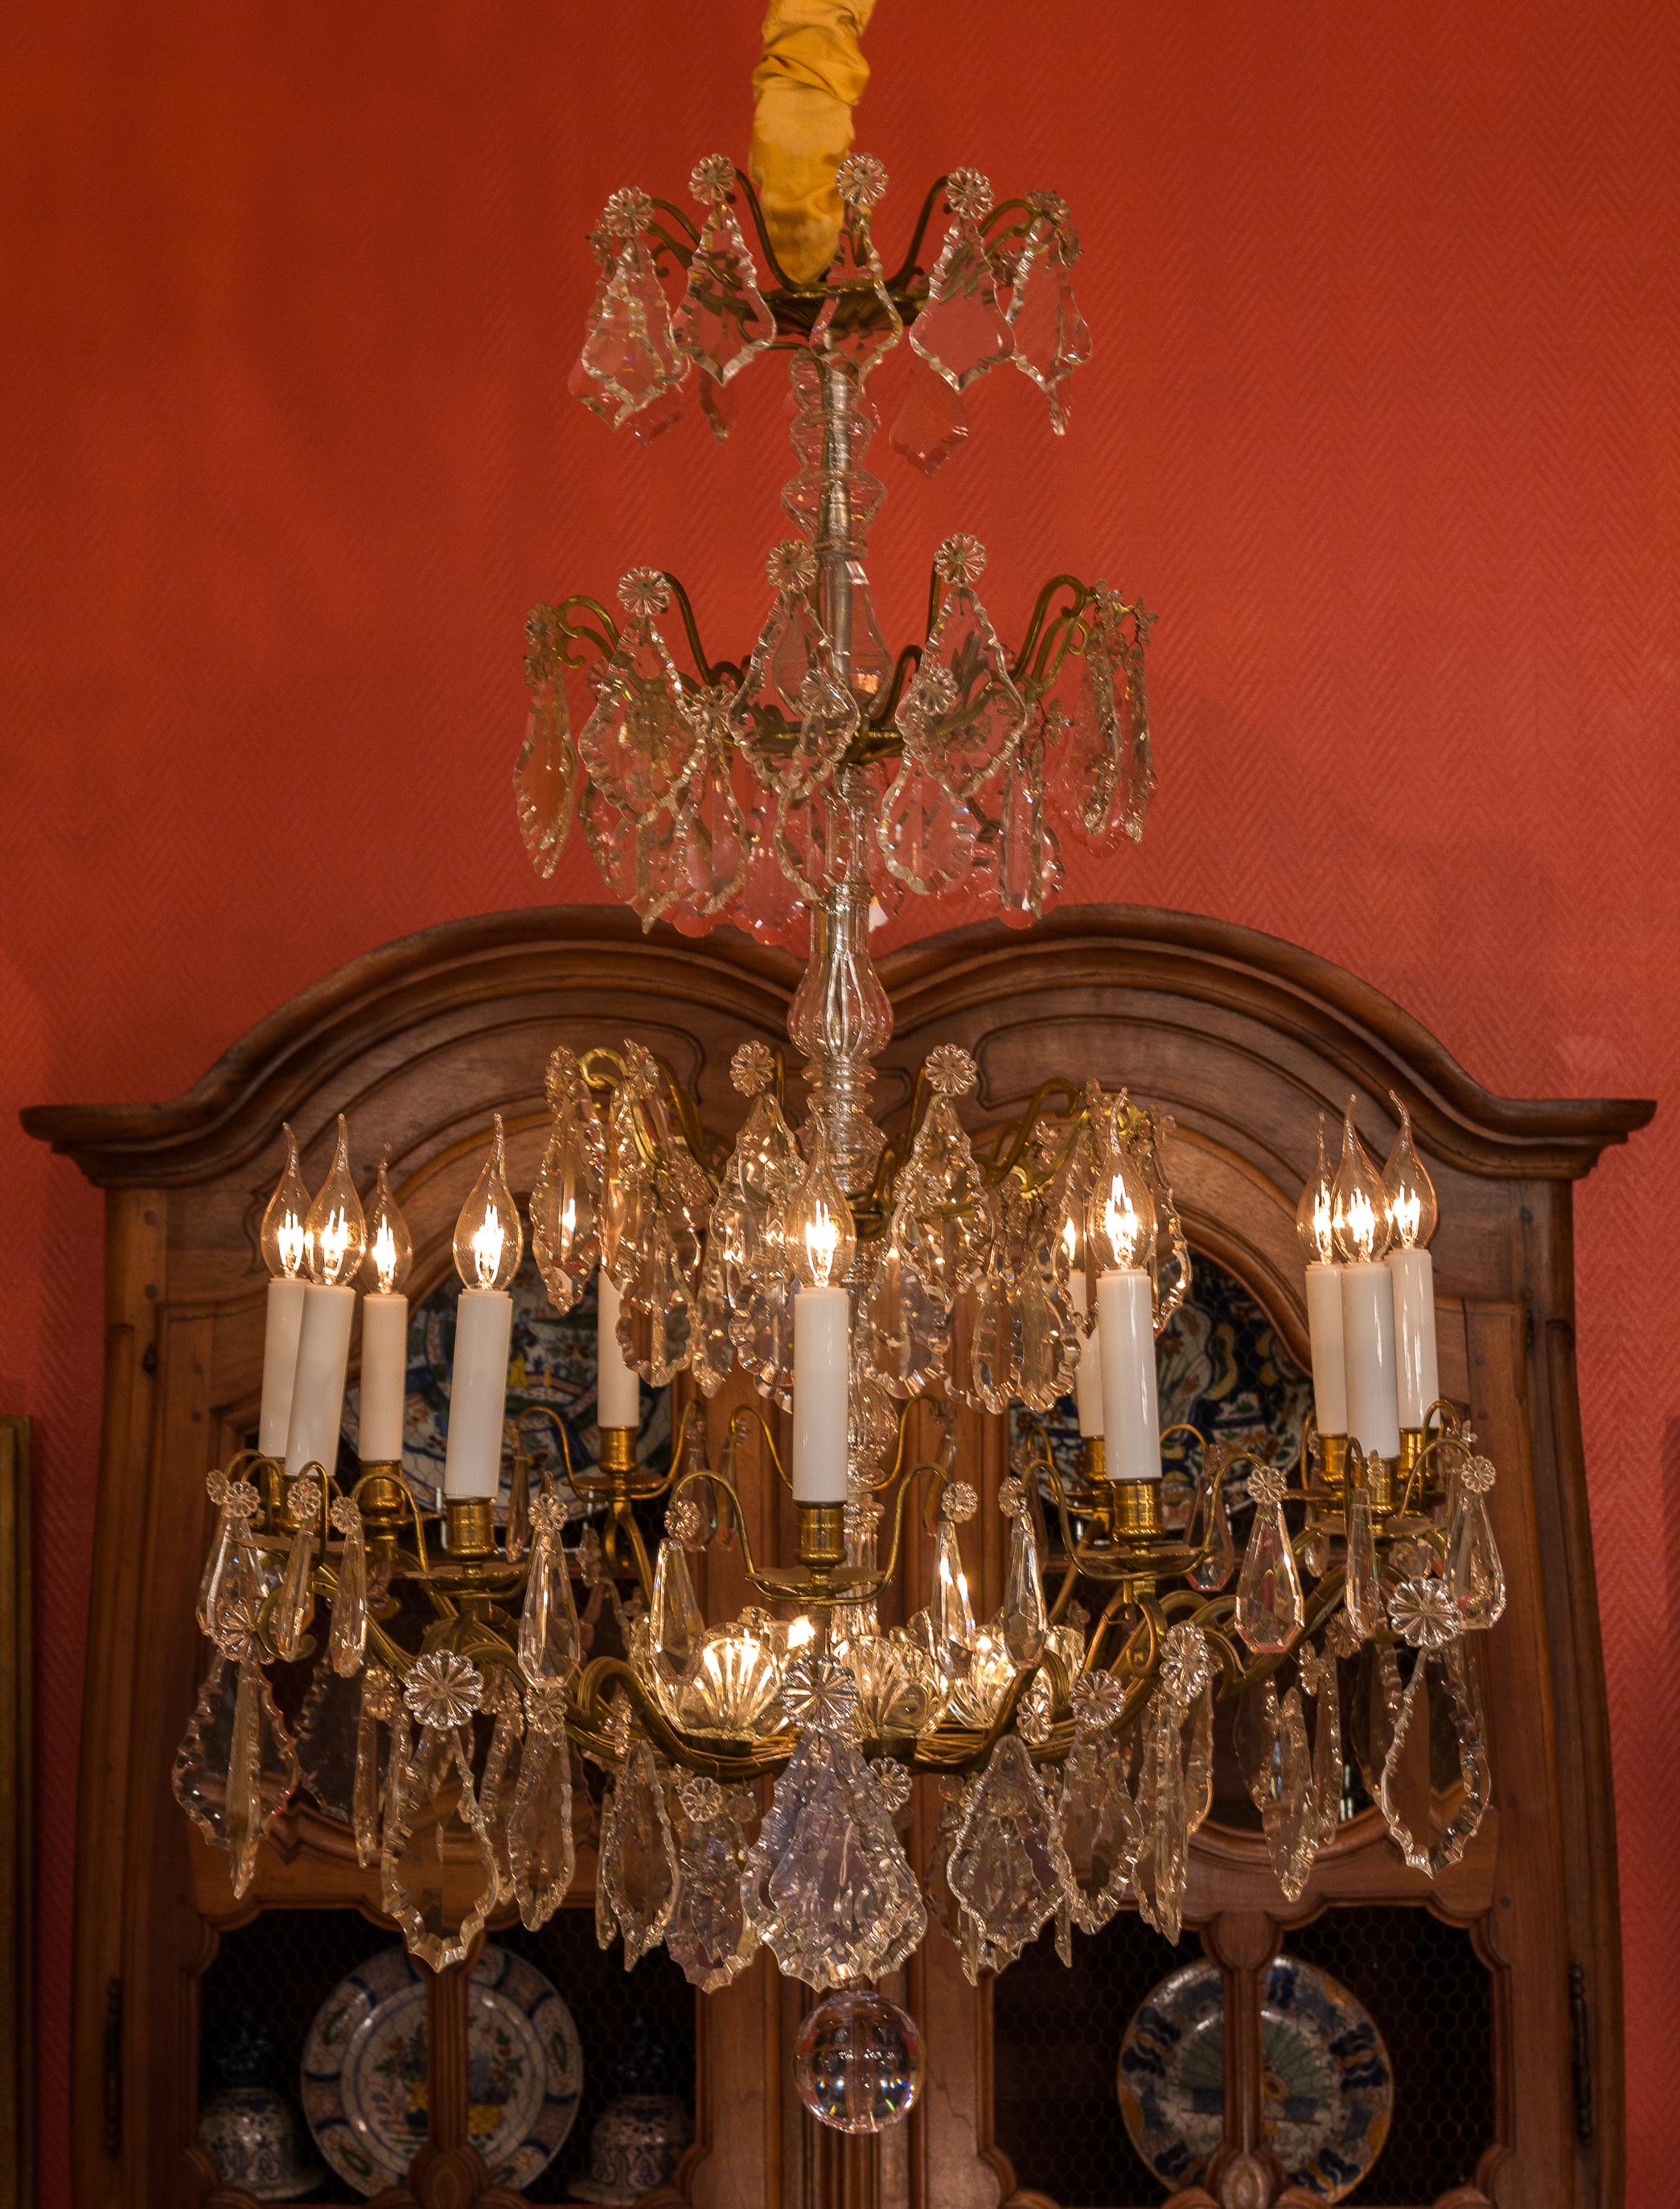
[
  {"left": 1118, "top": 1955, "right": 1392, "bottom": 2202},
  {"left": 301, "top": 1941, "right": 583, "bottom": 2197}
]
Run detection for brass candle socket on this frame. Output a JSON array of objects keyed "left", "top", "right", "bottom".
[
  {"left": 445, "top": 1495, "right": 495, "bottom": 1558},
  {"left": 1111, "top": 1478, "right": 1162, "bottom": 1540},
  {"left": 796, "top": 1502, "right": 846, "bottom": 1571},
  {"left": 1317, "top": 1432, "right": 1349, "bottom": 1493}
]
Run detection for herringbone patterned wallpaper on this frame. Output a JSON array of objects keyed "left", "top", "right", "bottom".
[{"left": 3, "top": 2, "right": 1676, "bottom": 2199}]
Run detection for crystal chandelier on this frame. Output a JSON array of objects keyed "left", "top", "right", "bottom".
[{"left": 176, "top": 143, "right": 1507, "bottom": 2138}]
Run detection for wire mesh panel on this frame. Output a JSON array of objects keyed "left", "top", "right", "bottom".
[
  {"left": 499, "top": 1907, "right": 697, "bottom": 2205},
  {"left": 199, "top": 1907, "right": 396, "bottom": 2201},
  {"left": 1284, "top": 1907, "right": 1493, "bottom": 2205},
  {"left": 992, "top": 1911, "right": 1189, "bottom": 2207}
]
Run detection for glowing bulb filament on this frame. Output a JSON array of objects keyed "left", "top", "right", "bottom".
[
  {"left": 317, "top": 1206, "right": 353, "bottom": 1284},
  {"left": 1345, "top": 1188, "right": 1379, "bottom": 1261},
  {"left": 1390, "top": 1187, "right": 1422, "bottom": 1248},
  {"left": 1311, "top": 1189, "right": 1334, "bottom": 1262},
  {"left": 1062, "top": 1216, "right": 1078, "bottom": 1265},
  {"left": 804, "top": 1199, "right": 841, "bottom": 1288},
  {"left": 276, "top": 1211, "right": 307, "bottom": 1278},
  {"left": 371, "top": 1216, "right": 400, "bottom": 1294},
  {"left": 1104, "top": 1182, "right": 1144, "bottom": 1269},
  {"left": 472, "top": 1203, "right": 508, "bottom": 1288}
]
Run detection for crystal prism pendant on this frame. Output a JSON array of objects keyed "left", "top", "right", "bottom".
[
  {"left": 477, "top": 1671, "right": 525, "bottom": 1903},
  {"left": 197, "top": 1471, "right": 264, "bottom": 1644},
  {"left": 811, "top": 160, "right": 902, "bottom": 377},
  {"left": 877, "top": 758, "right": 981, "bottom": 896},
  {"left": 729, "top": 545, "right": 859, "bottom": 798},
  {"left": 599, "top": 1738, "right": 680, "bottom": 1966},
  {"left": 1059, "top": 1731, "right": 1142, "bottom": 1933},
  {"left": 1447, "top": 1476, "right": 1506, "bottom": 1628},
  {"left": 741, "top": 1725, "right": 925, "bottom": 1989},
  {"left": 269, "top": 1476, "right": 322, "bottom": 1662},
  {"left": 1185, "top": 1458, "right": 1237, "bottom": 1592},
  {"left": 353, "top": 1665, "right": 395, "bottom": 1870},
  {"left": 1234, "top": 1471, "right": 1305, "bottom": 1652},
  {"left": 327, "top": 1499, "right": 368, "bottom": 1676},
  {"left": 931, "top": 1517, "right": 978, "bottom": 1674},
  {"left": 898, "top": 537, "right": 1028, "bottom": 799},
  {"left": 530, "top": 1046, "right": 602, "bottom": 1313},
  {"left": 1260, "top": 1685, "right": 1319, "bottom": 1902},
  {"left": 1377, "top": 1639, "right": 1491, "bottom": 1874},
  {"left": 947, "top": 1733, "right": 1072, "bottom": 1966},
  {"left": 1005, "top": 194, "right": 1090, "bottom": 430},
  {"left": 672, "top": 156, "right": 774, "bottom": 384},
  {"left": 577, "top": 573, "right": 700, "bottom": 821},
  {"left": 172, "top": 1652, "right": 300, "bottom": 1875},
  {"left": 579, "top": 192, "right": 685, "bottom": 426},
  {"left": 907, "top": 171, "right": 1013, "bottom": 390},
  {"left": 383, "top": 1726, "right": 500, "bottom": 1971},
  {"left": 518, "top": 1495, "right": 581, "bottom": 1685},
  {"left": 508, "top": 1689, "right": 576, "bottom": 1930},
  {"left": 1000, "top": 1509, "right": 1049, "bottom": 1666},
  {"left": 294, "top": 1660, "right": 363, "bottom": 1823},
  {"left": 889, "top": 352, "right": 970, "bottom": 475},
  {"left": 650, "top": 1536, "right": 704, "bottom": 1684},
  {"left": 665, "top": 1779, "right": 760, "bottom": 1990},
  {"left": 516, "top": 623, "right": 577, "bottom": 880},
  {"left": 1344, "top": 1480, "right": 1382, "bottom": 1638}
]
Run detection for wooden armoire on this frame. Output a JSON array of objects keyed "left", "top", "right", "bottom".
[{"left": 26, "top": 906, "right": 1648, "bottom": 2209}]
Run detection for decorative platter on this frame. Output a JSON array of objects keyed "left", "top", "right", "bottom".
[
  {"left": 301, "top": 1941, "right": 583, "bottom": 2196},
  {"left": 1118, "top": 1956, "right": 1392, "bottom": 2202}
]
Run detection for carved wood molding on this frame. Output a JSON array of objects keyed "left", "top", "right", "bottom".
[{"left": 24, "top": 906, "right": 1653, "bottom": 1186}]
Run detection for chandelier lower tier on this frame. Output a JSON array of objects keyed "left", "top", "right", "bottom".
[{"left": 176, "top": 146, "right": 1506, "bottom": 2139}]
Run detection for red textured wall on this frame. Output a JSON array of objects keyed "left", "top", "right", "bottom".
[{"left": 4, "top": 1, "right": 1677, "bottom": 2199}]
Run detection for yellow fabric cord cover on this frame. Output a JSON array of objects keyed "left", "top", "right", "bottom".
[{"left": 750, "top": 0, "right": 877, "bottom": 284}]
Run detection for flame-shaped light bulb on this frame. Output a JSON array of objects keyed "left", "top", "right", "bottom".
[
  {"left": 304, "top": 1114, "right": 368, "bottom": 1287},
  {"left": 1085, "top": 1139, "right": 1156, "bottom": 1272},
  {"left": 1295, "top": 1114, "right": 1337, "bottom": 1265},
  {"left": 787, "top": 1129, "right": 856, "bottom": 1290},
  {"left": 1382, "top": 1096, "right": 1438, "bottom": 1250},
  {"left": 364, "top": 1160, "right": 413, "bottom": 1294},
  {"left": 260, "top": 1123, "right": 311, "bottom": 1280},
  {"left": 454, "top": 1113, "right": 523, "bottom": 1290},
  {"left": 1330, "top": 1100, "right": 1391, "bottom": 1263}
]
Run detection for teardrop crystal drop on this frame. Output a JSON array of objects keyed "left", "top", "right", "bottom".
[
  {"left": 1000, "top": 1512, "right": 1048, "bottom": 1667},
  {"left": 650, "top": 1539, "right": 704, "bottom": 1684},
  {"left": 931, "top": 1519, "right": 977, "bottom": 1675},
  {"left": 1234, "top": 1502, "right": 1305, "bottom": 1653},
  {"left": 1447, "top": 1487, "right": 1506, "bottom": 1627},
  {"left": 270, "top": 1514, "right": 318, "bottom": 1662},
  {"left": 518, "top": 1528, "right": 581, "bottom": 1686},
  {"left": 510, "top": 1706, "right": 576, "bottom": 1930},
  {"left": 1185, "top": 1465, "right": 1236, "bottom": 1592},
  {"left": 1345, "top": 1483, "right": 1382, "bottom": 1638},
  {"left": 327, "top": 1516, "right": 368, "bottom": 1676}
]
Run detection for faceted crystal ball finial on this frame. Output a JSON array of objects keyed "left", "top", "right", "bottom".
[
  {"left": 925, "top": 1043, "right": 977, "bottom": 1096},
  {"left": 618, "top": 567, "right": 672, "bottom": 617},
  {"left": 934, "top": 533, "right": 987, "bottom": 585},
  {"left": 944, "top": 168, "right": 992, "bottom": 220},
  {"left": 731, "top": 1039, "right": 775, "bottom": 1095},
  {"left": 690, "top": 154, "right": 736, "bottom": 205},
  {"left": 602, "top": 187, "right": 653, "bottom": 240},
  {"left": 795, "top": 1989, "right": 925, "bottom": 2134},
  {"left": 836, "top": 153, "right": 889, "bottom": 209}
]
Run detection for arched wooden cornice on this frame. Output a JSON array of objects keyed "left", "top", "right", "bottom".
[{"left": 20, "top": 903, "right": 1653, "bottom": 1187}]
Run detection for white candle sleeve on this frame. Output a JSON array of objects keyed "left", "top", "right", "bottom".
[
  {"left": 1388, "top": 1246, "right": 1440, "bottom": 1431},
  {"left": 358, "top": 1290, "right": 409, "bottom": 1463},
  {"left": 1070, "top": 1272, "right": 1104, "bottom": 1438},
  {"left": 1096, "top": 1268, "right": 1161, "bottom": 1481},
  {"left": 596, "top": 1271, "right": 641, "bottom": 1429},
  {"left": 282, "top": 1283, "right": 355, "bottom": 1479},
  {"left": 1341, "top": 1262, "right": 1402, "bottom": 1460},
  {"left": 1304, "top": 1262, "right": 1349, "bottom": 1436},
  {"left": 792, "top": 1284, "right": 851, "bottom": 1504},
  {"left": 443, "top": 1286, "right": 512, "bottom": 1499},
  {"left": 258, "top": 1275, "right": 307, "bottom": 1459}
]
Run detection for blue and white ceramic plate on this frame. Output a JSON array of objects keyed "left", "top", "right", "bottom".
[
  {"left": 301, "top": 1942, "right": 583, "bottom": 2197},
  {"left": 1118, "top": 1955, "right": 1392, "bottom": 2202}
]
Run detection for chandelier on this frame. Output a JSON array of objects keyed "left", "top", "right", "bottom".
[{"left": 175, "top": 139, "right": 1507, "bottom": 2139}]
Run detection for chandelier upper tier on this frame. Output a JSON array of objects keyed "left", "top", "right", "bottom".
[
  {"left": 514, "top": 152, "right": 1154, "bottom": 949},
  {"left": 176, "top": 133, "right": 1506, "bottom": 2142}
]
